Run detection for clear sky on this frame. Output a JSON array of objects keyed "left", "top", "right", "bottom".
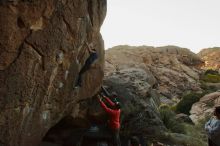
[{"left": 100, "top": 0, "right": 220, "bottom": 53}]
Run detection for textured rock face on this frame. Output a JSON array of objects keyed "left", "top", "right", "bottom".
[
  {"left": 190, "top": 91, "right": 220, "bottom": 123},
  {"left": 77, "top": 66, "right": 165, "bottom": 141},
  {"left": 198, "top": 47, "right": 220, "bottom": 72},
  {"left": 0, "top": 0, "right": 106, "bottom": 145},
  {"left": 103, "top": 45, "right": 204, "bottom": 139},
  {"left": 103, "top": 68, "right": 166, "bottom": 137},
  {"left": 105, "top": 45, "right": 203, "bottom": 100},
  {"left": 175, "top": 113, "right": 193, "bottom": 124}
]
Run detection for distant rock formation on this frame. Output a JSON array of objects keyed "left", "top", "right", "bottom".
[
  {"left": 198, "top": 47, "right": 220, "bottom": 72},
  {"left": 190, "top": 91, "right": 220, "bottom": 123},
  {"left": 105, "top": 45, "right": 203, "bottom": 100},
  {"left": 0, "top": 0, "right": 106, "bottom": 145}
]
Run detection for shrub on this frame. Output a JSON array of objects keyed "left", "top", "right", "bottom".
[
  {"left": 159, "top": 104, "right": 170, "bottom": 110},
  {"left": 182, "top": 115, "right": 211, "bottom": 145},
  {"left": 175, "top": 92, "right": 205, "bottom": 115},
  {"left": 170, "top": 105, "right": 177, "bottom": 112},
  {"left": 201, "top": 69, "right": 220, "bottom": 83},
  {"left": 204, "top": 69, "right": 219, "bottom": 75},
  {"left": 158, "top": 105, "right": 209, "bottom": 146},
  {"left": 159, "top": 105, "right": 185, "bottom": 134},
  {"left": 201, "top": 73, "right": 220, "bottom": 83}
]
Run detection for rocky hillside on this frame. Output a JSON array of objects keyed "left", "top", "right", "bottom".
[
  {"left": 0, "top": 0, "right": 106, "bottom": 146},
  {"left": 105, "top": 45, "right": 203, "bottom": 102},
  {"left": 198, "top": 47, "right": 220, "bottom": 72},
  {"left": 103, "top": 45, "right": 207, "bottom": 145}
]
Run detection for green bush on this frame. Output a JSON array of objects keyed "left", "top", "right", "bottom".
[
  {"left": 159, "top": 105, "right": 185, "bottom": 134},
  {"left": 176, "top": 93, "right": 205, "bottom": 115},
  {"left": 159, "top": 104, "right": 170, "bottom": 110},
  {"left": 170, "top": 105, "right": 177, "bottom": 112},
  {"left": 182, "top": 116, "right": 211, "bottom": 145},
  {"left": 158, "top": 104, "right": 209, "bottom": 145},
  {"left": 201, "top": 73, "right": 220, "bottom": 83},
  {"left": 204, "top": 69, "right": 219, "bottom": 75}
]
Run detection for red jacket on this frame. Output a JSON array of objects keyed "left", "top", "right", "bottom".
[{"left": 99, "top": 96, "right": 121, "bottom": 130}]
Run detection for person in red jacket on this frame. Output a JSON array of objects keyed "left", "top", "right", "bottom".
[{"left": 98, "top": 95, "right": 121, "bottom": 146}]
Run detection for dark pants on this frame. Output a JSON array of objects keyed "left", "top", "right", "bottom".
[
  {"left": 111, "top": 129, "right": 121, "bottom": 146},
  {"left": 208, "top": 139, "right": 218, "bottom": 146},
  {"left": 75, "top": 52, "right": 98, "bottom": 87}
]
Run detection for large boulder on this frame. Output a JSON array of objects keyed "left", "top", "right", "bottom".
[
  {"left": 190, "top": 91, "right": 220, "bottom": 123},
  {"left": 103, "top": 67, "right": 166, "bottom": 138},
  {"left": 0, "top": 0, "right": 106, "bottom": 145},
  {"left": 82, "top": 66, "right": 166, "bottom": 139}
]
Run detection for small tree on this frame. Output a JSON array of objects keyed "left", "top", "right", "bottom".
[
  {"left": 159, "top": 105, "right": 185, "bottom": 134},
  {"left": 176, "top": 93, "right": 205, "bottom": 115}
]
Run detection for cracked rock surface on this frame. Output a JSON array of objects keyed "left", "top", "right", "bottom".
[{"left": 0, "top": 0, "right": 106, "bottom": 145}]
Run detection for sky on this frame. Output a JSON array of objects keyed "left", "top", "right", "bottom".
[{"left": 100, "top": 0, "right": 220, "bottom": 53}]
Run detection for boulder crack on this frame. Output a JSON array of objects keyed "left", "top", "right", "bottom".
[
  {"left": 24, "top": 41, "right": 45, "bottom": 70},
  {"left": 62, "top": 15, "right": 75, "bottom": 36}
]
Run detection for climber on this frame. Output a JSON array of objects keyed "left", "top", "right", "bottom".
[
  {"left": 111, "top": 92, "right": 119, "bottom": 103},
  {"left": 98, "top": 94, "right": 121, "bottom": 146},
  {"left": 74, "top": 42, "right": 98, "bottom": 88},
  {"left": 205, "top": 105, "right": 220, "bottom": 146},
  {"left": 101, "top": 86, "right": 119, "bottom": 103}
]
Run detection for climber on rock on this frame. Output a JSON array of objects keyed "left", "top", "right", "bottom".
[
  {"left": 98, "top": 94, "right": 121, "bottom": 146},
  {"left": 205, "top": 105, "right": 220, "bottom": 146},
  {"left": 74, "top": 42, "right": 98, "bottom": 88},
  {"left": 111, "top": 91, "right": 120, "bottom": 103}
]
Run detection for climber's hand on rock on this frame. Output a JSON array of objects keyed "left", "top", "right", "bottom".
[{"left": 97, "top": 95, "right": 103, "bottom": 101}]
